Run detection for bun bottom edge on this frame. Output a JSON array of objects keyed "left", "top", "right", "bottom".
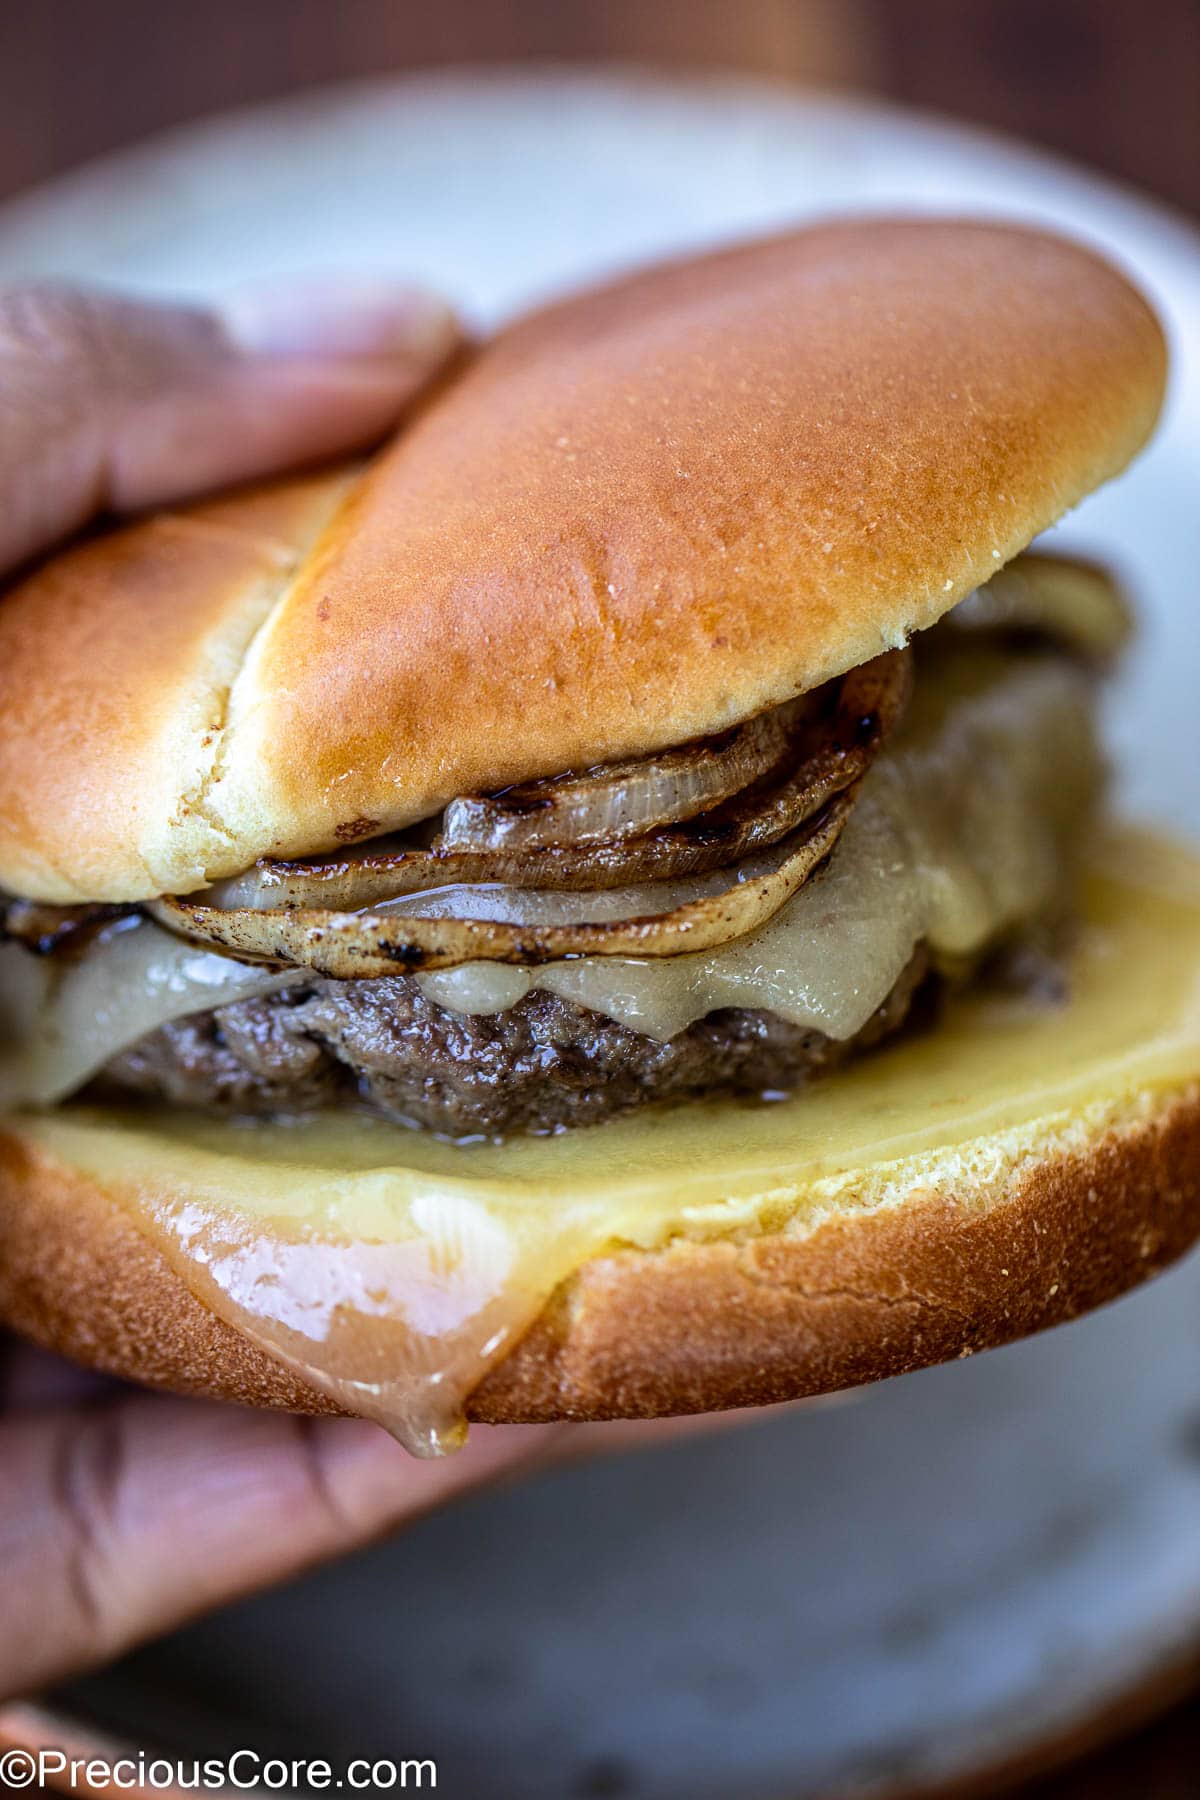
[{"left": 1, "top": 1086, "right": 1198, "bottom": 1427}]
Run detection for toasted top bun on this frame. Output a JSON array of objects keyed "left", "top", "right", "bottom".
[{"left": 0, "top": 218, "right": 1166, "bottom": 904}]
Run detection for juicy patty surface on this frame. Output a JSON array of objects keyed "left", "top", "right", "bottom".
[{"left": 97, "top": 952, "right": 931, "bottom": 1138}]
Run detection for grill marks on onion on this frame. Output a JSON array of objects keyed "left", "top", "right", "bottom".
[
  {"left": 0, "top": 900, "right": 134, "bottom": 955},
  {"left": 218, "top": 651, "right": 911, "bottom": 908},
  {"left": 441, "top": 696, "right": 812, "bottom": 852},
  {"left": 151, "top": 651, "right": 911, "bottom": 975},
  {"left": 150, "top": 795, "right": 861, "bottom": 975}
]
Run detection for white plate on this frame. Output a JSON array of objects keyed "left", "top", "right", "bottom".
[{"left": 5, "top": 68, "right": 1200, "bottom": 1799}]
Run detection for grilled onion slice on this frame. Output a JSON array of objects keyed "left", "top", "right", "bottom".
[
  {"left": 211, "top": 769, "right": 838, "bottom": 911},
  {"left": 950, "top": 552, "right": 1131, "bottom": 662},
  {"left": 211, "top": 651, "right": 911, "bottom": 913},
  {"left": 0, "top": 899, "right": 134, "bottom": 954},
  {"left": 441, "top": 697, "right": 812, "bottom": 851},
  {"left": 149, "top": 792, "right": 857, "bottom": 976}
]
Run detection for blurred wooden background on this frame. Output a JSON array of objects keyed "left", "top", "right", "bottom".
[{"left": 0, "top": 0, "right": 1197, "bottom": 216}]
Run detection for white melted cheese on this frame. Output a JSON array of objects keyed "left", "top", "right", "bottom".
[
  {"left": 0, "top": 927, "right": 304, "bottom": 1107},
  {"left": 415, "top": 647, "right": 1100, "bottom": 1039},
  {"left": 0, "top": 643, "right": 1099, "bottom": 1107}
]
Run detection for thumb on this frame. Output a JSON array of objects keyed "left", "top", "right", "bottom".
[
  {"left": 0, "top": 279, "right": 462, "bottom": 574},
  {"left": 0, "top": 1394, "right": 561, "bottom": 1697}
]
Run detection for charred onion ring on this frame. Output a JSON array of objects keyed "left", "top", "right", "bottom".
[
  {"left": 442, "top": 697, "right": 812, "bottom": 851},
  {"left": 949, "top": 553, "right": 1131, "bottom": 663},
  {"left": 149, "top": 792, "right": 857, "bottom": 975},
  {"left": 0, "top": 899, "right": 135, "bottom": 955},
  {"left": 212, "top": 651, "right": 911, "bottom": 912}
]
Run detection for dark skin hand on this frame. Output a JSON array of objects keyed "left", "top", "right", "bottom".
[{"left": 0, "top": 281, "right": 751, "bottom": 1702}]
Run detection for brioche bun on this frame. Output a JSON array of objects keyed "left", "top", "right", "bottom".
[
  {"left": 0, "top": 1084, "right": 1197, "bottom": 1422},
  {"left": 0, "top": 218, "right": 1166, "bottom": 904}
]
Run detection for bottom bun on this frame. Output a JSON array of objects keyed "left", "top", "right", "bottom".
[{"left": 0, "top": 1086, "right": 1197, "bottom": 1427}]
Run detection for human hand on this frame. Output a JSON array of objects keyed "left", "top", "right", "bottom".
[{"left": 0, "top": 277, "right": 578, "bottom": 1702}]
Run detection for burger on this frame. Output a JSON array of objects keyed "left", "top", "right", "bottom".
[{"left": 0, "top": 218, "right": 1196, "bottom": 1456}]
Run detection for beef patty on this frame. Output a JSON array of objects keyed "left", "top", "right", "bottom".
[{"left": 96, "top": 951, "right": 931, "bottom": 1138}]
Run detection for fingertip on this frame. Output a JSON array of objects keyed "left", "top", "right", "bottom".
[
  {"left": 0, "top": 278, "right": 465, "bottom": 573},
  {"left": 109, "top": 356, "right": 442, "bottom": 508},
  {"left": 221, "top": 277, "right": 462, "bottom": 367}
]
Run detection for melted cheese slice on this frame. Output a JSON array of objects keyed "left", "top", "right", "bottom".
[{"left": 13, "top": 829, "right": 1200, "bottom": 1454}]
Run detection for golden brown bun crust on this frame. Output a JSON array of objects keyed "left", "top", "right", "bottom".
[
  {"left": 1, "top": 1087, "right": 1196, "bottom": 1425},
  {"left": 0, "top": 219, "right": 1166, "bottom": 902}
]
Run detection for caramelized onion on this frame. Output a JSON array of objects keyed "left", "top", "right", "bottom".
[
  {"left": 212, "top": 652, "right": 911, "bottom": 913},
  {"left": 949, "top": 552, "right": 1131, "bottom": 662},
  {"left": 0, "top": 899, "right": 134, "bottom": 955},
  {"left": 441, "top": 698, "right": 812, "bottom": 852},
  {"left": 149, "top": 793, "right": 856, "bottom": 976}
]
